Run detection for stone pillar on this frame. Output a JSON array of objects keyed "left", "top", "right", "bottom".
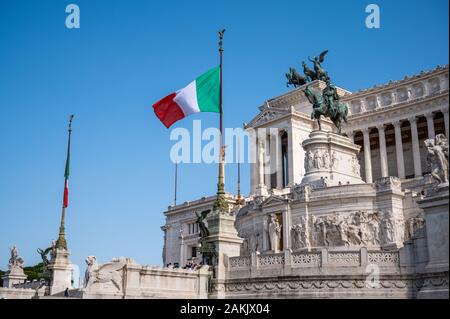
[
  {"left": 256, "top": 135, "right": 268, "bottom": 196},
  {"left": 48, "top": 248, "right": 73, "bottom": 295},
  {"left": 362, "top": 128, "right": 373, "bottom": 183},
  {"left": 287, "top": 126, "right": 301, "bottom": 186},
  {"left": 205, "top": 211, "right": 243, "bottom": 298},
  {"left": 408, "top": 117, "right": 422, "bottom": 178},
  {"left": 417, "top": 185, "right": 449, "bottom": 275},
  {"left": 377, "top": 124, "right": 389, "bottom": 178},
  {"left": 265, "top": 134, "right": 272, "bottom": 190},
  {"left": 393, "top": 120, "right": 406, "bottom": 179},
  {"left": 443, "top": 109, "right": 449, "bottom": 138},
  {"left": 269, "top": 131, "right": 279, "bottom": 191},
  {"left": 425, "top": 112, "right": 436, "bottom": 140},
  {"left": 283, "top": 202, "right": 292, "bottom": 250},
  {"left": 248, "top": 129, "right": 258, "bottom": 195},
  {"left": 179, "top": 225, "right": 185, "bottom": 266},
  {"left": 2, "top": 268, "right": 27, "bottom": 288},
  {"left": 277, "top": 131, "right": 284, "bottom": 189},
  {"left": 287, "top": 127, "right": 294, "bottom": 186}
]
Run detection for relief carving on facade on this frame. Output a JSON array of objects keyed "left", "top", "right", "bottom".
[
  {"left": 305, "top": 149, "right": 338, "bottom": 172},
  {"left": 290, "top": 210, "right": 405, "bottom": 250},
  {"left": 350, "top": 155, "right": 360, "bottom": 175},
  {"left": 240, "top": 232, "right": 262, "bottom": 255},
  {"left": 404, "top": 216, "right": 426, "bottom": 242}
]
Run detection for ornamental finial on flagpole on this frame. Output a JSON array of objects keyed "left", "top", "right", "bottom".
[{"left": 218, "top": 29, "right": 225, "bottom": 52}]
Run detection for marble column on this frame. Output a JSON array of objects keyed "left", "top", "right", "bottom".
[
  {"left": 393, "top": 120, "right": 406, "bottom": 179},
  {"left": 277, "top": 131, "right": 284, "bottom": 189},
  {"left": 269, "top": 132, "right": 279, "bottom": 190},
  {"left": 287, "top": 127, "right": 294, "bottom": 186},
  {"left": 377, "top": 124, "right": 389, "bottom": 178},
  {"left": 362, "top": 128, "right": 373, "bottom": 183},
  {"left": 249, "top": 130, "right": 258, "bottom": 194},
  {"left": 256, "top": 134, "right": 268, "bottom": 196},
  {"left": 258, "top": 138, "right": 265, "bottom": 187},
  {"left": 283, "top": 203, "right": 291, "bottom": 250},
  {"left": 265, "top": 135, "right": 272, "bottom": 190},
  {"left": 179, "top": 226, "right": 185, "bottom": 266},
  {"left": 443, "top": 109, "right": 449, "bottom": 138},
  {"left": 408, "top": 116, "right": 422, "bottom": 178},
  {"left": 425, "top": 112, "right": 436, "bottom": 140}
]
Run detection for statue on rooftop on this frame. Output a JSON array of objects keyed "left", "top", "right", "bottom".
[{"left": 286, "top": 50, "right": 348, "bottom": 134}]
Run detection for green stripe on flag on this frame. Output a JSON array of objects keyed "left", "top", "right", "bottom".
[{"left": 195, "top": 66, "right": 220, "bottom": 113}]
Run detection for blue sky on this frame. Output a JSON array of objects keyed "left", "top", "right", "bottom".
[{"left": 0, "top": 0, "right": 448, "bottom": 276}]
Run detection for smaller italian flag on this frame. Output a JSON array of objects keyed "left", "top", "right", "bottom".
[{"left": 153, "top": 66, "right": 220, "bottom": 128}]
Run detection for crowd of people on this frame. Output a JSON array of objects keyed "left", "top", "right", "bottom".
[{"left": 165, "top": 261, "right": 202, "bottom": 270}]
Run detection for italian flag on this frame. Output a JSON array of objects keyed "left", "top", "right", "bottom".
[
  {"left": 63, "top": 138, "right": 70, "bottom": 208},
  {"left": 153, "top": 66, "right": 220, "bottom": 128}
]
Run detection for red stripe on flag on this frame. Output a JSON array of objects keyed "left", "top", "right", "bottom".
[
  {"left": 152, "top": 93, "right": 185, "bottom": 128},
  {"left": 63, "top": 179, "right": 69, "bottom": 208}
]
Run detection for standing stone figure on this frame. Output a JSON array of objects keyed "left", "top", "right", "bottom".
[
  {"left": 267, "top": 214, "right": 282, "bottom": 252},
  {"left": 331, "top": 151, "right": 339, "bottom": 170},
  {"left": 313, "top": 150, "right": 322, "bottom": 169},
  {"left": 306, "top": 151, "right": 314, "bottom": 171},
  {"left": 291, "top": 224, "right": 305, "bottom": 249},
  {"left": 425, "top": 134, "right": 449, "bottom": 185},
  {"left": 322, "top": 151, "right": 331, "bottom": 169}
]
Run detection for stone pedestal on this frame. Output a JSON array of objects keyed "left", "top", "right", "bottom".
[
  {"left": 301, "top": 130, "right": 364, "bottom": 187},
  {"left": 47, "top": 248, "right": 73, "bottom": 295},
  {"left": 203, "top": 210, "right": 243, "bottom": 298},
  {"left": 417, "top": 184, "right": 449, "bottom": 273},
  {"left": 255, "top": 185, "right": 268, "bottom": 197},
  {"left": 1, "top": 267, "right": 27, "bottom": 288}
]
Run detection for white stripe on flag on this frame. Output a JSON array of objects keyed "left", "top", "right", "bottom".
[{"left": 173, "top": 80, "right": 200, "bottom": 116}]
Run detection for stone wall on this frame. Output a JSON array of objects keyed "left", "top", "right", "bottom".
[
  {"left": 220, "top": 248, "right": 448, "bottom": 299},
  {"left": 0, "top": 287, "right": 42, "bottom": 299},
  {"left": 81, "top": 259, "right": 212, "bottom": 299}
]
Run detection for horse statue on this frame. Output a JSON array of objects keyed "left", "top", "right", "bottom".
[
  {"left": 303, "top": 84, "right": 348, "bottom": 134},
  {"left": 286, "top": 67, "right": 307, "bottom": 88},
  {"left": 302, "top": 61, "right": 317, "bottom": 82}
]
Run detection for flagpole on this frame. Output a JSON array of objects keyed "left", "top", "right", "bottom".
[
  {"left": 56, "top": 114, "right": 73, "bottom": 250},
  {"left": 174, "top": 162, "right": 178, "bottom": 206},
  {"left": 213, "top": 29, "right": 228, "bottom": 213},
  {"left": 236, "top": 138, "right": 244, "bottom": 205}
]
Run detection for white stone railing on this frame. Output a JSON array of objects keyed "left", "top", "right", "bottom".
[
  {"left": 258, "top": 253, "right": 285, "bottom": 267},
  {"left": 227, "top": 248, "right": 400, "bottom": 276},
  {"left": 291, "top": 252, "right": 321, "bottom": 267},
  {"left": 328, "top": 251, "right": 360, "bottom": 266},
  {"left": 368, "top": 252, "right": 399, "bottom": 265},
  {"left": 229, "top": 256, "right": 251, "bottom": 269}
]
